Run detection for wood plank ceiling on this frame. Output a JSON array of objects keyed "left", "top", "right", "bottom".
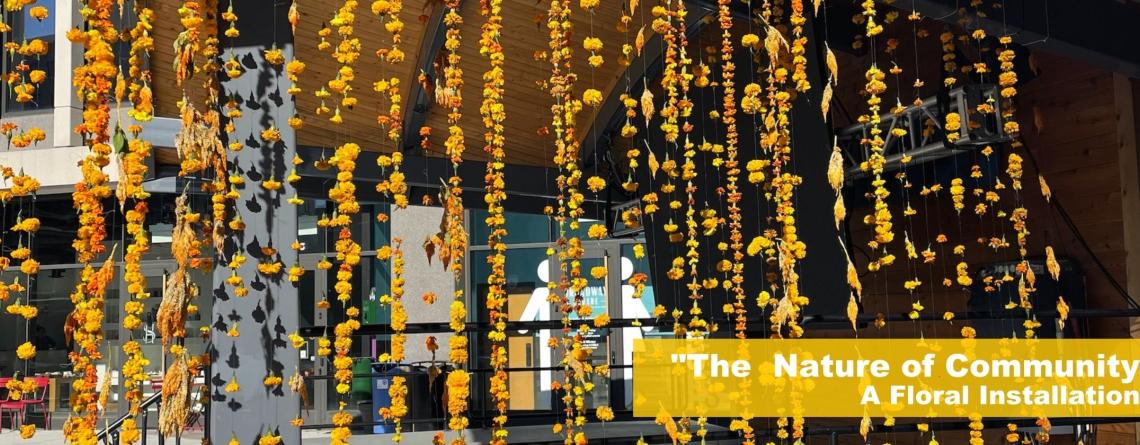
[{"left": 146, "top": 0, "right": 673, "bottom": 168}]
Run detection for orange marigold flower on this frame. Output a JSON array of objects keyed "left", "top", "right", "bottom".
[
  {"left": 28, "top": 6, "right": 49, "bottom": 21},
  {"left": 16, "top": 341, "right": 36, "bottom": 360}
]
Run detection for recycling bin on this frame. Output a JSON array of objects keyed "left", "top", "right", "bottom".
[{"left": 371, "top": 362, "right": 397, "bottom": 434}]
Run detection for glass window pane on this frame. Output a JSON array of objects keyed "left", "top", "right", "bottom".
[
  {"left": 470, "top": 210, "right": 552, "bottom": 245},
  {"left": 23, "top": 4, "right": 54, "bottom": 38}
]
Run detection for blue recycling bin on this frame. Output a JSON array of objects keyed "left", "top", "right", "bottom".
[{"left": 371, "top": 362, "right": 398, "bottom": 434}]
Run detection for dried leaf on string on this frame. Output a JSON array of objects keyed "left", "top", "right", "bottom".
[
  {"left": 640, "top": 88, "right": 655, "bottom": 125},
  {"left": 834, "top": 193, "right": 846, "bottom": 229},
  {"left": 98, "top": 364, "right": 113, "bottom": 415},
  {"left": 289, "top": 0, "right": 300, "bottom": 34},
  {"left": 423, "top": 236, "right": 437, "bottom": 266},
  {"left": 814, "top": 0, "right": 823, "bottom": 16},
  {"left": 1057, "top": 296, "right": 1070, "bottom": 329},
  {"left": 647, "top": 144, "right": 660, "bottom": 178},
  {"left": 764, "top": 26, "right": 788, "bottom": 64},
  {"left": 63, "top": 309, "right": 78, "bottom": 346},
  {"left": 821, "top": 82, "right": 833, "bottom": 120},
  {"left": 860, "top": 413, "right": 872, "bottom": 440},
  {"left": 827, "top": 144, "right": 844, "bottom": 191},
  {"left": 847, "top": 258, "right": 862, "bottom": 299},
  {"left": 159, "top": 356, "right": 191, "bottom": 437},
  {"left": 157, "top": 269, "right": 193, "bottom": 344},
  {"left": 655, "top": 406, "right": 679, "bottom": 443},
  {"left": 289, "top": 370, "right": 310, "bottom": 410},
  {"left": 629, "top": 0, "right": 639, "bottom": 15},
  {"left": 635, "top": 26, "right": 646, "bottom": 57},
  {"left": 1045, "top": 246, "right": 1060, "bottom": 281},
  {"left": 1039, "top": 174, "right": 1052, "bottom": 203},
  {"left": 771, "top": 296, "right": 795, "bottom": 333},
  {"left": 825, "top": 43, "right": 838, "bottom": 85},
  {"left": 847, "top": 294, "right": 859, "bottom": 331}
]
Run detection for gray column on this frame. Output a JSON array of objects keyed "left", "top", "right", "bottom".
[{"left": 210, "top": 2, "right": 299, "bottom": 444}]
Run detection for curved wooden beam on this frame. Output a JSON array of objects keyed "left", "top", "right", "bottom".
[
  {"left": 577, "top": 1, "right": 728, "bottom": 173},
  {"left": 399, "top": 0, "right": 466, "bottom": 154}
]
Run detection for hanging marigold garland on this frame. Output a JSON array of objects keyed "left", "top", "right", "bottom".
[
  {"left": 372, "top": 0, "right": 406, "bottom": 153},
  {"left": 665, "top": 0, "right": 710, "bottom": 341},
  {"left": 327, "top": 141, "right": 362, "bottom": 445},
  {"left": 717, "top": 0, "right": 744, "bottom": 340},
  {"left": 64, "top": 254, "right": 118, "bottom": 443},
  {"left": 434, "top": 1, "right": 472, "bottom": 441},
  {"left": 117, "top": 3, "right": 157, "bottom": 443},
  {"left": 372, "top": 6, "right": 410, "bottom": 437},
  {"left": 480, "top": 0, "right": 510, "bottom": 442},
  {"left": 380, "top": 238, "right": 408, "bottom": 441},
  {"left": 0, "top": 0, "right": 1092, "bottom": 443},
  {"left": 319, "top": 2, "right": 364, "bottom": 444},
  {"left": 63, "top": 0, "right": 120, "bottom": 440},
  {"left": 996, "top": 34, "right": 1040, "bottom": 340},
  {"left": 543, "top": 0, "right": 590, "bottom": 441},
  {"left": 861, "top": 64, "right": 893, "bottom": 270},
  {"left": 200, "top": 7, "right": 229, "bottom": 259},
  {"left": 1, "top": 150, "right": 40, "bottom": 439},
  {"left": 718, "top": 0, "right": 755, "bottom": 443},
  {"left": 220, "top": 0, "right": 256, "bottom": 297}
]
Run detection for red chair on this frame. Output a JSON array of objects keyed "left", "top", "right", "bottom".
[
  {"left": 19, "top": 377, "right": 51, "bottom": 429},
  {"left": 0, "top": 376, "right": 51, "bottom": 431},
  {"left": 0, "top": 377, "right": 13, "bottom": 432}
]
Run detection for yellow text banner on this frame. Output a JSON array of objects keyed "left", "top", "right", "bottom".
[{"left": 632, "top": 338, "right": 1140, "bottom": 418}]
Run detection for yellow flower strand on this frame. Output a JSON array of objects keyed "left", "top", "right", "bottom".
[
  {"left": 718, "top": 1, "right": 754, "bottom": 443},
  {"left": 432, "top": 2, "right": 471, "bottom": 443},
  {"left": 65, "top": 0, "right": 119, "bottom": 440},
  {"left": 545, "top": 0, "right": 589, "bottom": 440},
  {"left": 323, "top": 3, "right": 363, "bottom": 445},
  {"left": 480, "top": 0, "right": 510, "bottom": 442},
  {"left": 117, "top": 5, "right": 157, "bottom": 443}
]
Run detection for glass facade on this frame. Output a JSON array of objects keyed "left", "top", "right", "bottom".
[
  {"left": 1, "top": 3, "right": 55, "bottom": 113},
  {"left": 468, "top": 210, "right": 655, "bottom": 422},
  {"left": 0, "top": 197, "right": 648, "bottom": 428}
]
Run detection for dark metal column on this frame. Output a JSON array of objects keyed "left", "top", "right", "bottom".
[{"left": 210, "top": 1, "right": 299, "bottom": 444}]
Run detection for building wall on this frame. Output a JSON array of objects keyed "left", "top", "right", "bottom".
[{"left": 391, "top": 205, "right": 454, "bottom": 364}]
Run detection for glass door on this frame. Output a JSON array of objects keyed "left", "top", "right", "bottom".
[{"left": 296, "top": 253, "right": 326, "bottom": 425}]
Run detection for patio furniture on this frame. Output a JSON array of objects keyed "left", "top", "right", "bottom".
[{"left": 0, "top": 376, "right": 51, "bottom": 431}]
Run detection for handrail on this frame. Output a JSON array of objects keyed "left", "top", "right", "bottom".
[
  {"left": 96, "top": 390, "right": 162, "bottom": 443},
  {"left": 299, "top": 308, "right": 1140, "bottom": 337}
]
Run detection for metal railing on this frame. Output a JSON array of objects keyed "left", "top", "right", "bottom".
[
  {"left": 95, "top": 392, "right": 168, "bottom": 445},
  {"left": 95, "top": 372, "right": 206, "bottom": 445}
]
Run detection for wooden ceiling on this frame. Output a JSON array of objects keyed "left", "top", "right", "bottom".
[
  {"left": 291, "top": 0, "right": 432, "bottom": 152},
  {"left": 146, "top": 0, "right": 683, "bottom": 168},
  {"left": 416, "top": 0, "right": 644, "bottom": 167}
]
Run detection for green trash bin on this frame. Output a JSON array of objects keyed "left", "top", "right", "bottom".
[{"left": 352, "top": 358, "right": 373, "bottom": 396}]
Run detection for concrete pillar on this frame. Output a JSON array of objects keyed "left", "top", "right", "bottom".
[{"left": 209, "top": 2, "right": 299, "bottom": 444}]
